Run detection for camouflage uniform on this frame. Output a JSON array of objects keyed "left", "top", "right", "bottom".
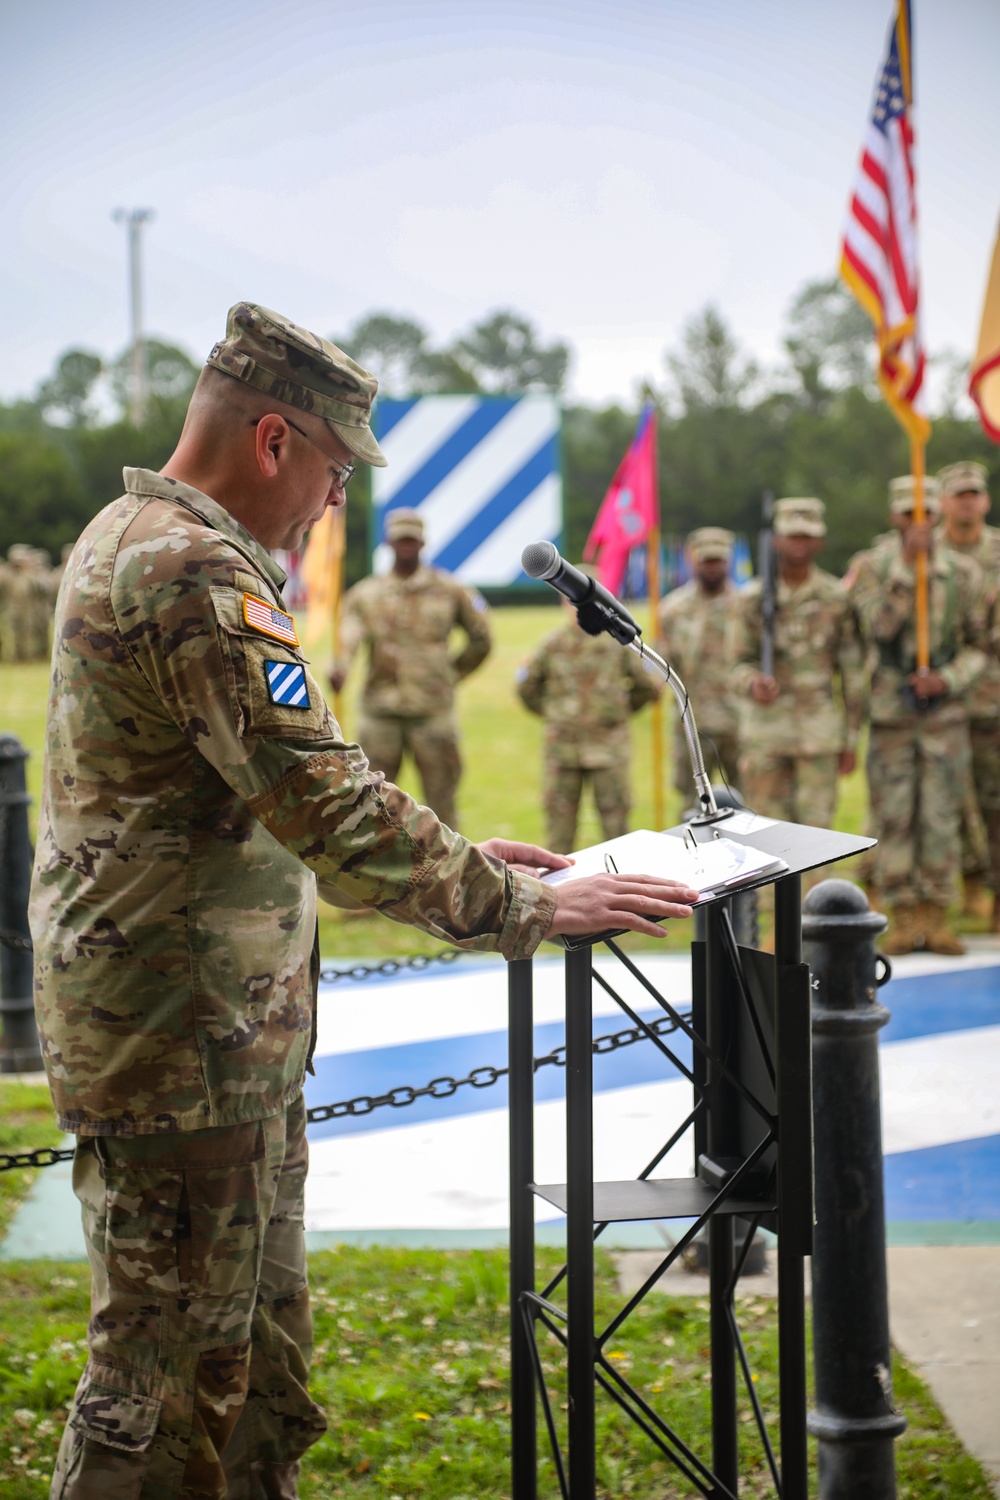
[
  {"left": 935, "top": 462, "right": 1000, "bottom": 900},
  {"left": 729, "top": 564, "right": 866, "bottom": 830},
  {"left": 656, "top": 568, "right": 739, "bottom": 795},
  {"left": 851, "top": 532, "right": 989, "bottom": 917},
  {"left": 515, "top": 619, "right": 659, "bottom": 851},
  {"left": 31, "top": 308, "right": 556, "bottom": 1500},
  {"left": 334, "top": 564, "right": 491, "bottom": 831}
]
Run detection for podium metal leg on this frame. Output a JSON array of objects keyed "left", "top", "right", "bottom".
[
  {"left": 565, "top": 945, "right": 596, "bottom": 1499},
  {"left": 508, "top": 958, "right": 537, "bottom": 1500},
  {"left": 775, "top": 874, "right": 810, "bottom": 1500}
]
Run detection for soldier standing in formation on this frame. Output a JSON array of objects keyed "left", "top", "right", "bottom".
[
  {"left": 1, "top": 543, "right": 53, "bottom": 661},
  {"left": 29, "top": 301, "right": 699, "bottom": 1496},
  {"left": 328, "top": 508, "right": 491, "bottom": 831},
  {"left": 729, "top": 497, "right": 866, "bottom": 831},
  {"left": 515, "top": 584, "right": 660, "bottom": 852},
  {"left": 850, "top": 476, "right": 990, "bottom": 955},
  {"left": 656, "top": 527, "right": 740, "bottom": 795},
  {"left": 936, "top": 460, "right": 1000, "bottom": 930}
]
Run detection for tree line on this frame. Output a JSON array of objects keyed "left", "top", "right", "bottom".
[{"left": 1, "top": 283, "right": 996, "bottom": 584}]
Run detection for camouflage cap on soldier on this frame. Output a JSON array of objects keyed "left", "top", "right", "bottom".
[
  {"left": 384, "top": 507, "right": 425, "bottom": 542},
  {"left": 936, "top": 460, "right": 989, "bottom": 498},
  {"left": 7, "top": 543, "right": 34, "bottom": 564},
  {"left": 773, "top": 497, "right": 826, "bottom": 537},
  {"left": 206, "top": 302, "right": 387, "bottom": 467},
  {"left": 889, "top": 475, "right": 941, "bottom": 515},
  {"left": 688, "top": 526, "right": 734, "bottom": 561}
]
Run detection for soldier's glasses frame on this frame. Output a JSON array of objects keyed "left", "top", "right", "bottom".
[{"left": 252, "top": 416, "right": 356, "bottom": 490}]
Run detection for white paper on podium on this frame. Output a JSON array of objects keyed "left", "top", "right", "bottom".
[{"left": 540, "top": 828, "right": 788, "bottom": 902}]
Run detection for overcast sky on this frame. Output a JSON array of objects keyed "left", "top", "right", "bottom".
[{"left": 3, "top": 0, "right": 997, "bottom": 409}]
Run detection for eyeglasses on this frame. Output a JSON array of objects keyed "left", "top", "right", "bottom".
[{"left": 252, "top": 417, "right": 356, "bottom": 490}]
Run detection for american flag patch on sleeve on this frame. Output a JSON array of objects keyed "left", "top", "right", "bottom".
[{"left": 242, "top": 593, "right": 300, "bottom": 646}]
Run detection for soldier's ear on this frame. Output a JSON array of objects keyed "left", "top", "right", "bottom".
[{"left": 252, "top": 415, "right": 291, "bottom": 479}]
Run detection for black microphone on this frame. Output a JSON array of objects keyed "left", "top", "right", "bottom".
[{"left": 520, "top": 541, "right": 641, "bottom": 645}]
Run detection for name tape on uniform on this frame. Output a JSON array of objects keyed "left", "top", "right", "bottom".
[
  {"left": 265, "top": 660, "right": 310, "bottom": 708},
  {"left": 243, "top": 593, "right": 299, "bottom": 647}
]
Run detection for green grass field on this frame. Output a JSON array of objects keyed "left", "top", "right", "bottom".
[{"left": 0, "top": 603, "right": 876, "bottom": 960}]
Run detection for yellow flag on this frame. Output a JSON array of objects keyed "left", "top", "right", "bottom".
[
  {"left": 300, "top": 507, "right": 345, "bottom": 647},
  {"left": 970, "top": 223, "right": 1000, "bottom": 442}
]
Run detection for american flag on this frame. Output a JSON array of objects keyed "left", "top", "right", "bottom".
[
  {"left": 243, "top": 594, "right": 299, "bottom": 646},
  {"left": 840, "top": 0, "right": 929, "bottom": 440}
]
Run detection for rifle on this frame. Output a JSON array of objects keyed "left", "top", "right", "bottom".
[{"left": 758, "top": 489, "right": 776, "bottom": 678}]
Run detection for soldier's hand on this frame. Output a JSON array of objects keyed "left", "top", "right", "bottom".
[
  {"left": 477, "top": 838, "right": 573, "bottom": 878},
  {"left": 908, "top": 668, "right": 949, "bottom": 700},
  {"left": 328, "top": 666, "right": 347, "bottom": 693},
  {"left": 750, "top": 674, "right": 779, "bottom": 705},
  {"left": 902, "top": 522, "right": 935, "bottom": 563},
  {"left": 838, "top": 748, "right": 857, "bottom": 776},
  {"left": 546, "top": 875, "right": 698, "bottom": 941}
]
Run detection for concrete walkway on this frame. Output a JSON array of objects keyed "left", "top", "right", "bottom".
[{"left": 614, "top": 1244, "right": 1000, "bottom": 1495}]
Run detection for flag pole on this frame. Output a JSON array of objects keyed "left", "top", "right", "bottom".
[
  {"left": 911, "top": 436, "right": 930, "bottom": 671},
  {"left": 646, "top": 399, "right": 665, "bottom": 830}
]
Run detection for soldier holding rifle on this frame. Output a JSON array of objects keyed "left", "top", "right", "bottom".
[
  {"left": 850, "top": 476, "right": 990, "bottom": 955},
  {"left": 729, "top": 497, "right": 866, "bottom": 833},
  {"left": 936, "top": 460, "right": 1000, "bottom": 929},
  {"left": 656, "top": 527, "right": 740, "bottom": 794}
]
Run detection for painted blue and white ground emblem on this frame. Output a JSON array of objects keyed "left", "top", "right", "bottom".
[{"left": 4, "top": 950, "right": 999, "bottom": 1258}]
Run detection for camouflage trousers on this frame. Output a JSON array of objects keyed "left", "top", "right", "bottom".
[
  {"left": 867, "top": 718, "right": 970, "bottom": 906},
  {"left": 358, "top": 711, "right": 461, "bottom": 831},
  {"left": 543, "top": 761, "right": 629, "bottom": 854},
  {"left": 737, "top": 751, "right": 839, "bottom": 831},
  {"left": 961, "top": 719, "right": 1000, "bottom": 888},
  {"left": 673, "top": 730, "right": 740, "bottom": 799},
  {"left": 52, "top": 1095, "right": 326, "bottom": 1500}
]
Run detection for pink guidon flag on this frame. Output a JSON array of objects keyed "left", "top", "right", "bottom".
[{"left": 584, "top": 402, "right": 658, "bottom": 597}]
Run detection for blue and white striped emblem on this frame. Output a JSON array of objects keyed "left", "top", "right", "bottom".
[
  {"left": 372, "top": 395, "right": 562, "bottom": 586},
  {"left": 265, "top": 660, "right": 310, "bottom": 708}
]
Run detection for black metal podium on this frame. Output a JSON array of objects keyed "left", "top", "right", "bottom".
[{"left": 507, "top": 816, "right": 874, "bottom": 1500}]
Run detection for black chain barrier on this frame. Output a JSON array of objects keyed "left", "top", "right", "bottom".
[
  {"left": 0, "top": 943, "right": 689, "bottom": 1173},
  {"left": 0, "top": 928, "right": 32, "bottom": 954}
]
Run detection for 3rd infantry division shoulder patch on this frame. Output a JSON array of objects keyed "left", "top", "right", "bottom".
[{"left": 265, "top": 660, "right": 310, "bottom": 708}]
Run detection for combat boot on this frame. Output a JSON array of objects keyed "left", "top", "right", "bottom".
[
  {"left": 919, "top": 902, "right": 966, "bottom": 957},
  {"left": 882, "top": 904, "right": 922, "bottom": 956}
]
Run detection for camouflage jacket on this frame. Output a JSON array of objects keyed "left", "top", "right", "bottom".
[
  {"left": 729, "top": 567, "right": 868, "bottom": 755},
  {"left": 655, "top": 580, "right": 739, "bottom": 737},
  {"left": 515, "top": 622, "right": 660, "bottom": 770},
  {"left": 335, "top": 565, "right": 491, "bottom": 717},
  {"left": 936, "top": 523, "right": 1000, "bottom": 721},
  {"left": 849, "top": 537, "right": 989, "bottom": 727},
  {"left": 29, "top": 470, "right": 555, "bottom": 1137}
]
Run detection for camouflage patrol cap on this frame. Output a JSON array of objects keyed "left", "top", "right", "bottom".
[
  {"left": 206, "top": 302, "right": 387, "bottom": 467},
  {"left": 384, "top": 507, "right": 425, "bottom": 542},
  {"left": 888, "top": 475, "right": 941, "bottom": 515},
  {"left": 773, "top": 497, "right": 826, "bottom": 537},
  {"left": 7, "top": 543, "right": 33, "bottom": 564},
  {"left": 936, "top": 460, "right": 989, "bottom": 498},
  {"left": 688, "top": 526, "right": 734, "bottom": 561}
]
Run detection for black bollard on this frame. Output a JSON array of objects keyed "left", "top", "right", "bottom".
[
  {"left": 803, "top": 879, "right": 905, "bottom": 1499},
  {"left": 0, "top": 735, "right": 41, "bottom": 1073}
]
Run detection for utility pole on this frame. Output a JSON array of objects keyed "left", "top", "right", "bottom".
[{"left": 112, "top": 207, "right": 154, "bottom": 426}]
